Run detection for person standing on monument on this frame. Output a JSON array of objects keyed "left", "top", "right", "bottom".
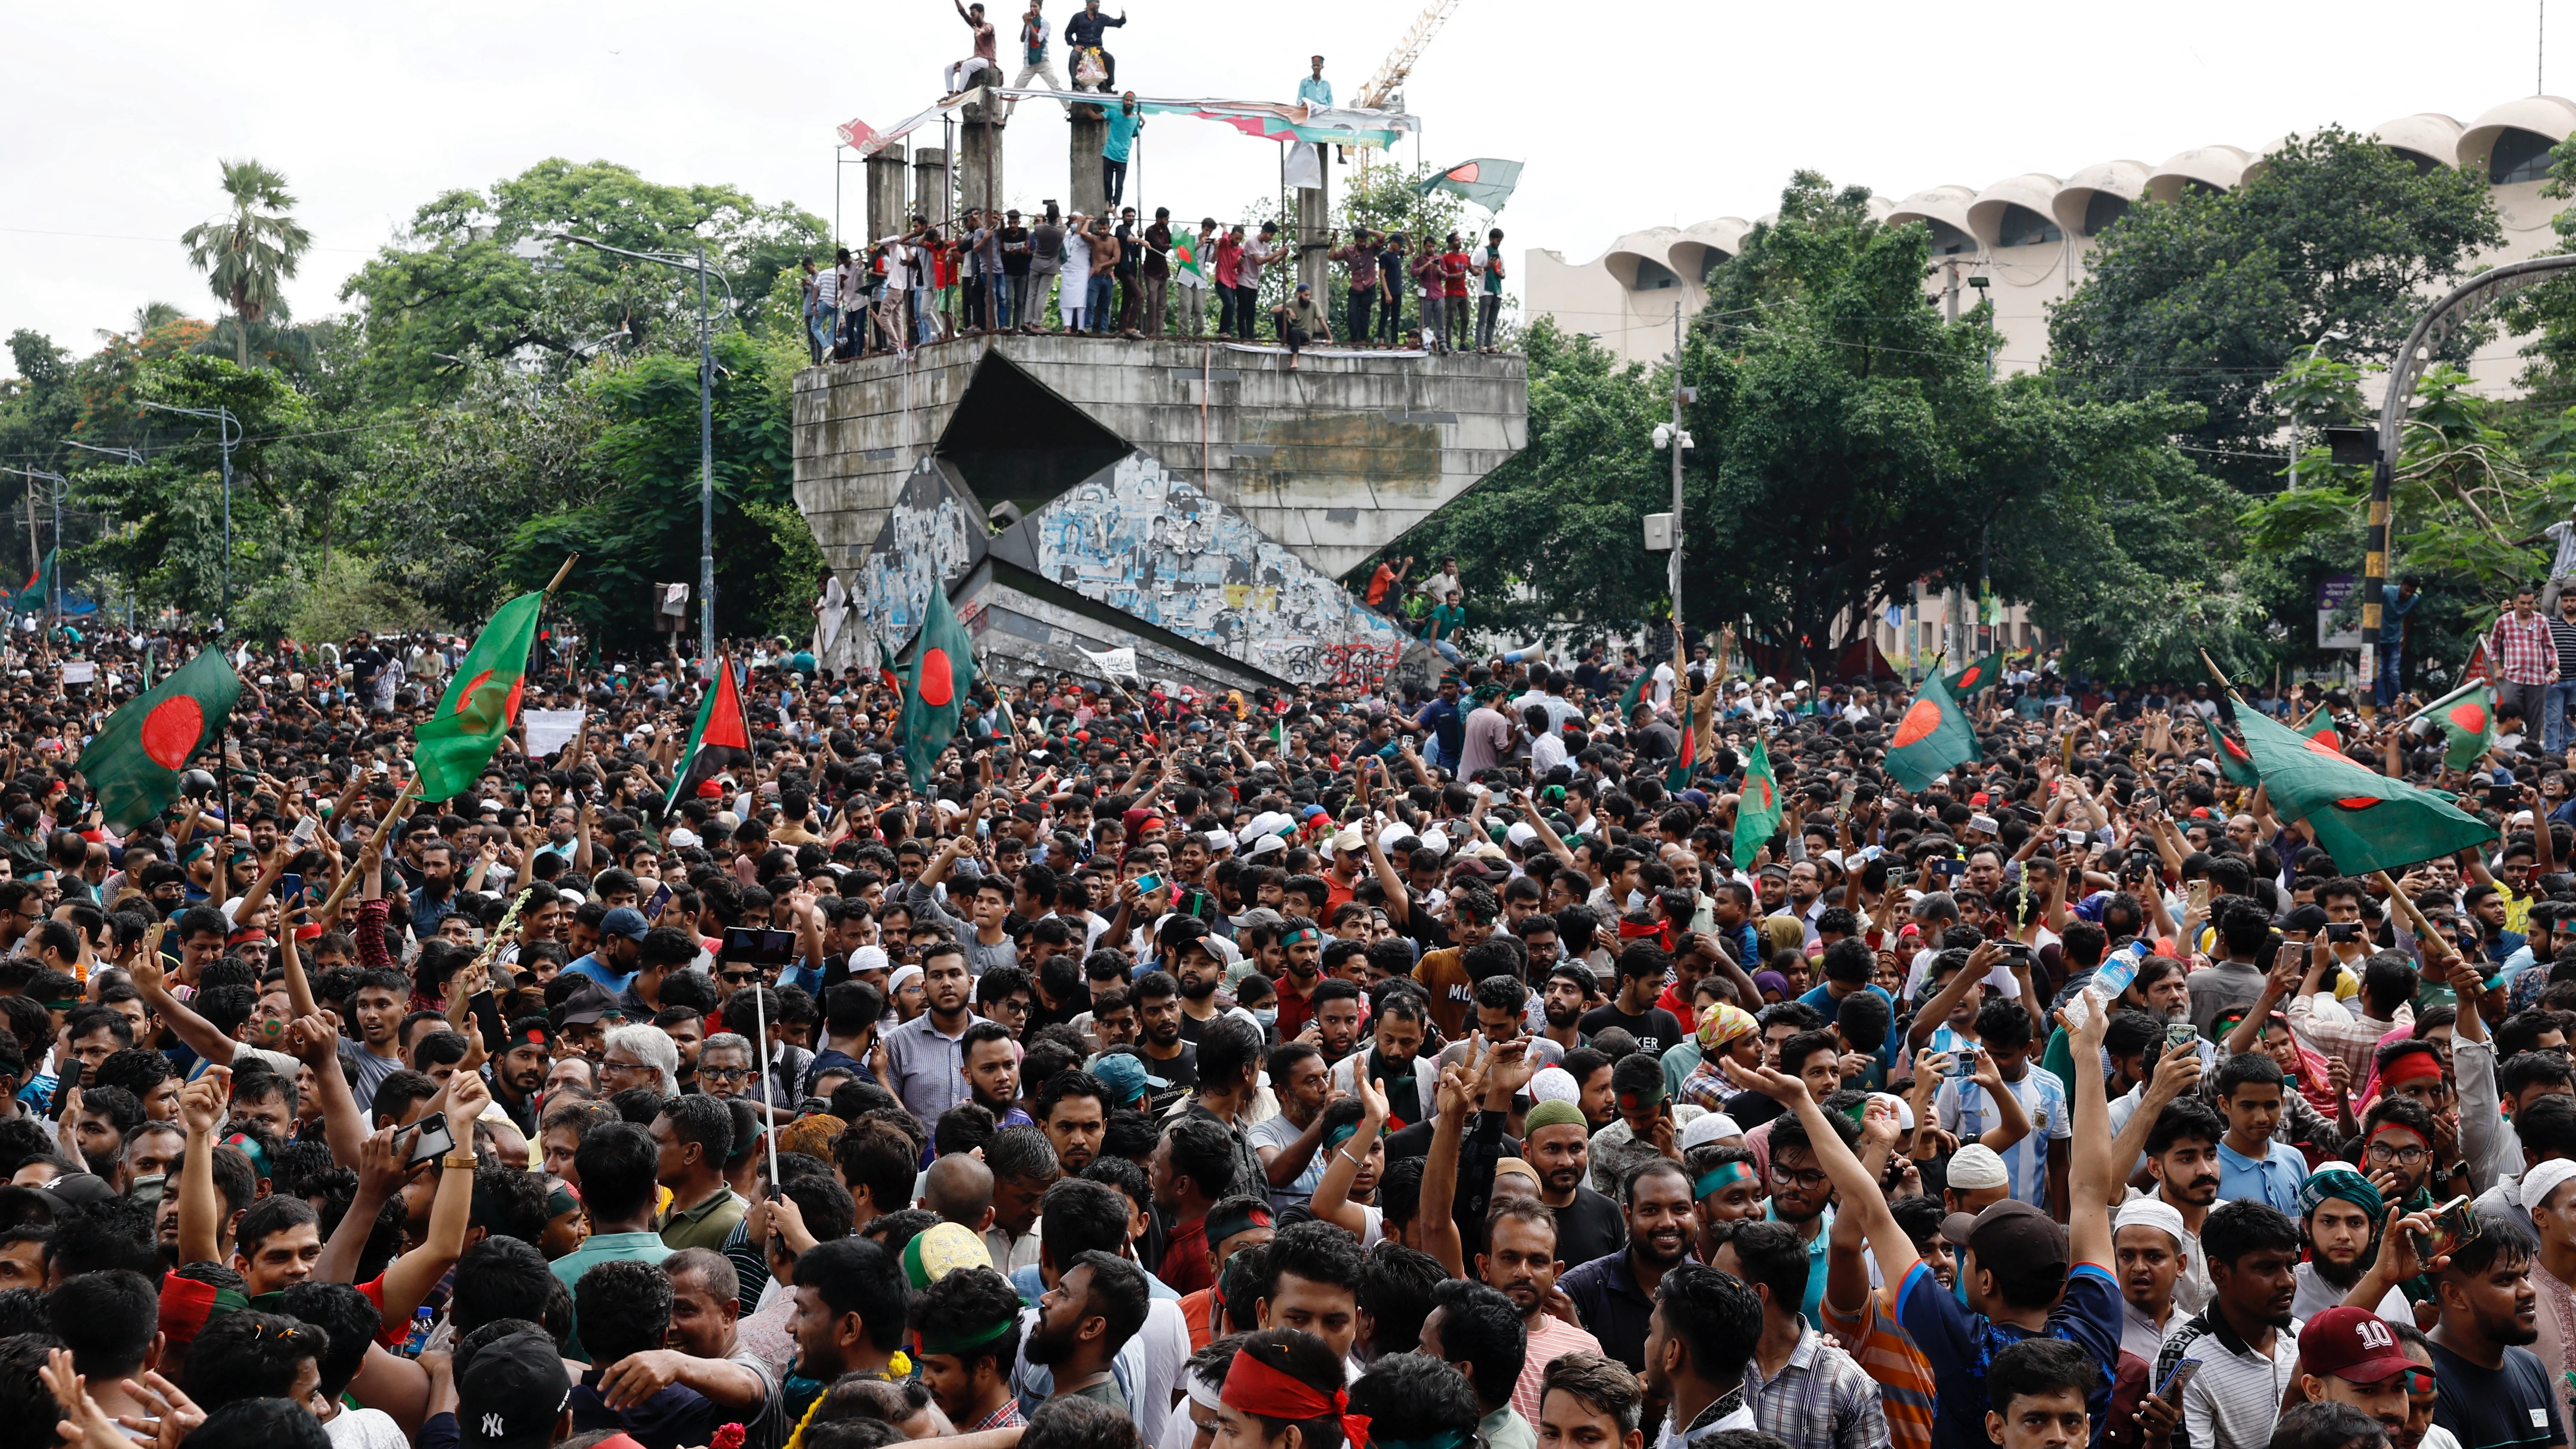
[
  {"left": 945, "top": 0, "right": 999, "bottom": 92},
  {"left": 1012, "top": 0, "right": 1065, "bottom": 93},
  {"left": 1065, "top": 0, "right": 1124, "bottom": 91},
  {"left": 1299, "top": 55, "right": 1331, "bottom": 109},
  {"left": 1103, "top": 91, "right": 1142, "bottom": 210}
]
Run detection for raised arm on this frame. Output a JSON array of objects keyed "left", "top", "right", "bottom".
[
  {"left": 1722, "top": 1056, "right": 1920, "bottom": 1292},
  {"left": 1309, "top": 1074, "right": 1390, "bottom": 1241},
  {"left": 2062, "top": 990, "right": 2114, "bottom": 1267},
  {"left": 176, "top": 1066, "right": 230, "bottom": 1268}
]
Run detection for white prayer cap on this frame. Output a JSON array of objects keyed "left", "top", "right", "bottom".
[
  {"left": 1680, "top": 1112, "right": 1743, "bottom": 1150},
  {"left": 2115, "top": 1195, "right": 2189, "bottom": 1250},
  {"left": 2523, "top": 1159, "right": 2576, "bottom": 1215},
  {"left": 1528, "top": 1067, "right": 1580, "bottom": 1105},
  {"left": 1947, "top": 1144, "right": 2011, "bottom": 1191}
]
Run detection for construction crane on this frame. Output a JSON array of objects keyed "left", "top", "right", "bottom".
[{"left": 1356, "top": 0, "right": 1461, "bottom": 113}]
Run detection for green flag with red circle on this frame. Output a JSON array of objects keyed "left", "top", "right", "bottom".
[
  {"left": 1731, "top": 734, "right": 1782, "bottom": 867},
  {"left": 413, "top": 589, "right": 542, "bottom": 802},
  {"left": 665, "top": 658, "right": 752, "bottom": 811},
  {"left": 902, "top": 583, "right": 978, "bottom": 792},
  {"left": 76, "top": 648, "right": 243, "bottom": 832},
  {"left": 1940, "top": 650, "right": 2006, "bottom": 698},
  {"left": 1886, "top": 669, "right": 1981, "bottom": 794},
  {"left": 2414, "top": 680, "right": 2496, "bottom": 771},
  {"left": 2236, "top": 697, "right": 2493, "bottom": 875}
]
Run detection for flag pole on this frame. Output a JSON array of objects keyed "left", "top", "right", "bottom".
[{"left": 315, "top": 770, "right": 419, "bottom": 921}]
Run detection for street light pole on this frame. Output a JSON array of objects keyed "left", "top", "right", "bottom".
[
  {"left": 0, "top": 467, "right": 64, "bottom": 626},
  {"left": 523, "top": 233, "right": 736, "bottom": 669},
  {"left": 138, "top": 401, "right": 238, "bottom": 628}
]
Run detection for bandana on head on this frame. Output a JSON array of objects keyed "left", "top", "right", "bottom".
[
  {"left": 2295, "top": 1164, "right": 2385, "bottom": 1223},
  {"left": 2380, "top": 1050, "right": 2445, "bottom": 1089},
  {"left": 1698, "top": 1002, "right": 1758, "bottom": 1051},
  {"left": 1692, "top": 1161, "right": 1755, "bottom": 1202},
  {"left": 1617, "top": 918, "right": 1674, "bottom": 950},
  {"left": 1206, "top": 1200, "right": 1273, "bottom": 1247},
  {"left": 1222, "top": 1347, "right": 1373, "bottom": 1449}
]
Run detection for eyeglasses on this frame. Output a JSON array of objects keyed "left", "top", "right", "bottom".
[
  {"left": 1769, "top": 1163, "right": 1829, "bottom": 1190},
  {"left": 719, "top": 970, "right": 762, "bottom": 984},
  {"left": 2365, "top": 1142, "right": 2429, "bottom": 1165},
  {"left": 702, "top": 1066, "right": 753, "bottom": 1083}
]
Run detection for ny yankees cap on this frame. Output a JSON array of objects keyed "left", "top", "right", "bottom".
[{"left": 459, "top": 1329, "right": 573, "bottom": 1449}]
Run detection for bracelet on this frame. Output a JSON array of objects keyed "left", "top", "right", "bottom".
[
  {"left": 1338, "top": 1147, "right": 1367, "bottom": 1167},
  {"left": 440, "top": 1154, "right": 480, "bottom": 1170}
]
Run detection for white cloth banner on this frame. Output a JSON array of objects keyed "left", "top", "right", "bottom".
[
  {"left": 1079, "top": 645, "right": 1139, "bottom": 680},
  {"left": 59, "top": 662, "right": 94, "bottom": 684},
  {"left": 524, "top": 709, "right": 586, "bottom": 759}
]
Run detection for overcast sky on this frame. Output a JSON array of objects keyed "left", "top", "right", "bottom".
[{"left": 1, "top": 0, "right": 2563, "bottom": 371}]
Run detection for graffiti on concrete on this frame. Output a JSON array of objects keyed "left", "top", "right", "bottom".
[
  {"left": 1027, "top": 453, "right": 1408, "bottom": 688},
  {"left": 851, "top": 459, "right": 983, "bottom": 651}
]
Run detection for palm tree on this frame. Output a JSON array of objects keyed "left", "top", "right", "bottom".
[{"left": 180, "top": 159, "right": 312, "bottom": 368}]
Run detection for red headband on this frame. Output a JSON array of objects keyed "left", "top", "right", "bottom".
[
  {"left": 1222, "top": 1349, "right": 1372, "bottom": 1449},
  {"left": 1616, "top": 918, "right": 1674, "bottom": 949},
  {"left": 2380, "top": 1050, "right": 2446, "bottom": 1089}
]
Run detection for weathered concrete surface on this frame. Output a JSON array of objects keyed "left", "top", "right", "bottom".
[{"left": 791, "top": 334, "right": 1527, "bottom": 583}]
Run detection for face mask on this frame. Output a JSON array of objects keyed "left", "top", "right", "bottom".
[{"left": 1253, "top": 1008, "right": 1278, "bottom": 1032}]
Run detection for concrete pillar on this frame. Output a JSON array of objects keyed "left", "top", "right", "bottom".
[
  {"left": 1297, "top": 143, "right": 1332, "bottom": 301},
  {"left": 913, "top": 147, "right": 951, "bottom": 229},
  {"left": 865, "top": 144, "right": 908, "bottom": 246},
  {"left": 957, "top": 90, "right": 1007, "bottom": 228},
  {"left": 1069, "top": 105, "right": 1106, "bottom": 219}
]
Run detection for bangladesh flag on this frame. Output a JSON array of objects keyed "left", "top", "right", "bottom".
[
  {"left": 2236, "top": 701, "right": 2494, "bottom": 875},
  {"left": 78, "top": 648, "right": 242, "bottom": 832},
  {"left": 1886, "top": 670, "right": 1980, "bottom": 793},
  {"left": 901, "top": 583, "right": 978, "bottom": 792},
  {"left": 876, "top": 640, "right": 904, "bottom": 695},
  {"left": 665, "top": 657, "right": 752, "bottom": 809},
  {"left": 2414, "top": 681, "right": 2496, "bottom": 770},
  {"left": 1619, "top": 666, "right": 1650, "bottom": 722},
  {"left": 6, "top": 548, "right": 55, "bottom": 617},
  {"left": 1173, "top": 240, "right": 1206, "bottom": 281},
  {"left": 413, "top": 590, "right": 542, "bottom": 802},
  {"left": 1942, "top": 650, "right": 2006, "bottom": 697},
  {"left": 1732, "top": 734, "right": 1782, "bottom": 867},
  {"left": 1665, "top": 692, "right": 1698, "bottom": 793}
]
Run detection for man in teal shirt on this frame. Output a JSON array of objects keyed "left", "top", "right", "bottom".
[
  {"left": 549, "top": 1119, "right": 672, "bottom": 1359},
  {"left": 1103, "top": 92, "right": 1142, "bottom": 208}
]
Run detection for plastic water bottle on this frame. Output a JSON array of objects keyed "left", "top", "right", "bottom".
[{"left": 401, "top": 1306, "right": 435, "bottom": 1357}]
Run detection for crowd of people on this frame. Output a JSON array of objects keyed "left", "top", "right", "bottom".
[
  {"left": 0, "top": 612, "right": 2568, "bottom": 1449},
  {"left": 801, "top": 213, "right": 1509, "bottom": 363}
]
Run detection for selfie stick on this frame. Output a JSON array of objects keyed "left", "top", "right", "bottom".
[{"left": 749, "top": 964, "right": 781, "bottom": 1191}]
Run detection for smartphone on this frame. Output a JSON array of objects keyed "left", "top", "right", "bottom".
[
  {"left": 2187, "top": 880, "right": 2211, "bottom": 914},
  {"left": 279, "top": 874, "right": 304, "bottom": 910},
  {"left": 1931, "top": 858, "right": 1965, "bottom": 881},
  {"left": 2166, "top": 1021, "right": 2203, "bottom": 1055},
  {"left": 719, "top": 927, "right": 800, "bottom": 968},
  {"left": 1134, "top": 873, "right": 1165, "bottom": 894},
  {"left": 2000, "top": 941, "right": 2033, "bottom": 966},
  {"left": 1949, "top": 1045, "right": 1979, "bottom": 1079},
  {"left": 2488, "top": 783, "right": 2515, "bottom": 811},
  {"left": 2411, "top": 1195, "right": 2481, "bottom": 1264},
  {"left": 2326, "top": 922, "right": 2361, "bottom": 942},
  {"left": 2060, "top": 829, "right": 2089, "bottom": 850},
  {"left": 644, "top": 882, "right": 674, "bottom": 921},
  {"left": 1839, "top": 783, "right": 1858, "bottom": 812},
  {"left": 1885, "top": 866, "right": 1911, "bottom": 891},
  {"left": 2154, "top": 1358, "right": 2201, "bottom": 1406},
  {"left": 399, "top": 1114, "right": 456, "bottom": 1166}
]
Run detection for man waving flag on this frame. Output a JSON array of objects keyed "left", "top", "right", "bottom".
[
  {"left": 413, "top": 590, "right": 543, "bottom": 802},
  {"left": 666, "top": 659, "right": 752, "bottom": 809}
]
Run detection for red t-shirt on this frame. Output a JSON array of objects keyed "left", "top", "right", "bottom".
[{"left": 1442, "top": 252, "right": 1472, "bottom": 297}]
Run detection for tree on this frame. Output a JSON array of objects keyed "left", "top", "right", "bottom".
[
  {"left": 337, "top": 158, "right": 826, "bottom": 404},
  {"left": 2048, "top": 126, "right": 2500, "bottom": 492},
  {"left": 180, "top": 160, "right": 314, "bottom": 369},
  {"left": 1379, "top": 173, "right": 2211, "bottom": 679}
]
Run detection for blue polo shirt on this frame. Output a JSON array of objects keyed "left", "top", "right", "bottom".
[
  {"left": 2216, "top": 1136, "right": 2309, "bottom": 1216},
  {"left": 1797, "top": 981, "right": 1899, "bottom": 1077}
]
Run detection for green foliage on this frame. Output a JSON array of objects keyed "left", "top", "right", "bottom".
[
  {"left": 180, "top": 159, "right": 313, "bottom": 368},
  {"left": 337, "top": 158, "right": 828, "bottom": 405},
  {"left": 1387, "top": 173, "right": 2215, "bottom": 678},
  {"left": 2049, "top": 126, "right": 2500, "bottom": 492}
]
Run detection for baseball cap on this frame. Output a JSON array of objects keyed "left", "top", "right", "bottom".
[
  {"left": 556, "top": 983, "right": 620, "bottom": 1027},
  {"left": 599, "top": 906, "right": 651, "bottom": 942},
  {"left": 458, "top": 1329, "right": 573, "bottom": 1449},
  {"left": 1090, "top": 1052, "right": 1167, "bottom": 1106},
  {"left": 2299, "top": 1306, "right": 2415, "bottom": 1385},
  {"left": 1939, "top": 1199, "right": 2067, "bottom": 1270}
]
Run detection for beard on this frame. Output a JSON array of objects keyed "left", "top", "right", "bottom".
[
  {"left": 2309, "top": 1247, "right": 2367, "bottom": 1289},
  {"left": 2488, "top": 1311, "right": 2541, "bottom": 1347},
  {"left": 1179, "top": 974, "right": 1218, "bottom": 1001},
  {"left": 1544, "top": 1002, "right": 1580, "bottom": 1029},
  {"left": 1024, "top": 1315, "right": 1080, "bottom": 1366}
]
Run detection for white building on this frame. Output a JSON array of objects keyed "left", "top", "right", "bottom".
[{"left": 1526, "top": 94, "right": 2576, "bottom": 394}]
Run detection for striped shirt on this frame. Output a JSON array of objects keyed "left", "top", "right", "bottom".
[
  {"left": 1511, "top": 1312, "right": 1607, "bottom": 1427},
  {"left": 1935, "top": 1068, "right": 2070, "bottom": 1208},
  {"left": 1743, "top": 1325, "right": 1890, "bottom": 1449},
  {"left": 1818, "top": 1286, "right": 1935, "bottom": 1449},
  {"left": 2153, "top": 1310, "right": 2301, "bottom": 1449}
]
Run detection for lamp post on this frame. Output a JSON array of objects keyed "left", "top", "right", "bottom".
[
  {"left": 137, "top": 401, "right": 238, "bottom": 628},
  {"left": 518, "top": 233, "right": 735, "bottom": 669},
  {"left": 61, "top": 441, "right": 143, "bottom": 627},
  {"left": 0, "top": 467, "right": 64, "bottom": 623}
]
